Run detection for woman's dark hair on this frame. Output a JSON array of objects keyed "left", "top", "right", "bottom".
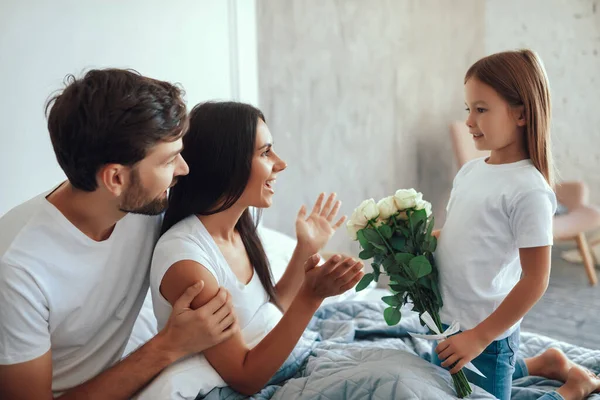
[
  {"left": 162, "top": 101, "right": 280, "bottom": 308},
  {"left": 46, "top": 69, "right": 188, "bottom": 191}
]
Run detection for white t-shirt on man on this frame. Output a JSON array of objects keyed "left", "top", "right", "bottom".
[
  {"left": 435, "top": 158, "right": 557, "bottom": 340},
  {"left": 0, "top": 188, "right": 161, "bottom": 395},
  {"left": 146, "top": 215, "right": 283, "bottom": 397}
]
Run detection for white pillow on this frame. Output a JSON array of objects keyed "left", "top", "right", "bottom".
[{"left": 257, "top": 225, "right": 298, "bottom": 283}]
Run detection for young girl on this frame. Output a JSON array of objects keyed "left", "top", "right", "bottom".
[
  {"left": 150, "top": 102, "right": 364, "bottom": 396},
  {"left": 432, "top": 49, "right": 557, "bottom": 399}
]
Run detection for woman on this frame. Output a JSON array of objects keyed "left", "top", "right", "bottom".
[{"left": 149, "top": 101, "right": 364, "bottom": 396}]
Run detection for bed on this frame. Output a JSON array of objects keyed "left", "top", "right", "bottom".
[{"left": 128, "top": 227, "right": 600, "bottom": 400}]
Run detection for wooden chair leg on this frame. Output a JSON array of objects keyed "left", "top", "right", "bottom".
[{"left": 575, "top": 232, "right": 598, "bottom": 286}]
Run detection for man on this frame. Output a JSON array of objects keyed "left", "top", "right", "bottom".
[{"left": 0, "top": 69, "right": 238, "bottom": 399}]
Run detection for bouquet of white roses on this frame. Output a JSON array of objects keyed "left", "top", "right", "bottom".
[{"left": 347, "top": 189, "right": 472, "bottom": 398}]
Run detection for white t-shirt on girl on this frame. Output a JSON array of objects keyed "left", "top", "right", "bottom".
[
  {"left": 148, "top": 215, "right": 283, "bottom": 396},
  {"left": 435, "top": 158, "right": 556, "bottom": 340}
]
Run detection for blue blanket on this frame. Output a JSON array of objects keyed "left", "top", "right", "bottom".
[{"left": 201, "top": 301, "right": 599, "bottom": 400}]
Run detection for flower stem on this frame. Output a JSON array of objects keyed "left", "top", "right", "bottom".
[
  {"left": 368, "top": 220, "right": 396, "bottom": 255},
  {"left": 368, "top": 221, "right": 418, "bottom": 286},
  {"left": 367, "top": 218, "right": 472, "bottom": 397},
  {"left": 428, "top": 308, "right": 472, "bottom": 398}
]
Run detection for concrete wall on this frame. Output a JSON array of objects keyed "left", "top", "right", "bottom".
[
  {"left": 257, "top": 0, "right": 485, "bottom": 254},
  {"left": 485, "top": 0, "right": 600, "bottom": 201},
  {"left": 0, "top": 0, "right": 259, "bottom": 215}
]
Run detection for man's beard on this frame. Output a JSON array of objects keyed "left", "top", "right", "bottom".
[{"left": 119, "top": 170, "right": 172, "bottom": 216}]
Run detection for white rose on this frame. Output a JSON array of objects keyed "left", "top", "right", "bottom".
[
  {"left": 377, "top": 196, "right": 398, "bottom": 220},
  {"left": 349, "top": 198, "right": 379, "bottom": 228},
  {"left": 415, "top": 198, "right": 433, "bottom": 217},
  {"left": 346, "top": 220, "right": 360, "bottom": 241},
  {"left": 415, "top": 192, "right": 423, "bottom": 203},
  {"left": 394, "top": 189, "right": 419, "bottom": 210}
]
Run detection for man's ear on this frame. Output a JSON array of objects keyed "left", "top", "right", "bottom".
[{"left": 98, "top": 164, "right": 130, "bottom": 196}]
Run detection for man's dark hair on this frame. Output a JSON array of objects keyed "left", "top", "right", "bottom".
[{"left": 45, "top": 69, "right": 188, "bottom": 191}]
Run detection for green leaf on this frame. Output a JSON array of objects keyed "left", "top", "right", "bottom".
[
  {"left": 384, "top": 307, "right": 402, "bottom": 326},
  {"left": 390, "top": 236, "right": 406, "bottom": 251},
  {"left": 382, "top": 255, "right": 395, "bottom": 269},
  {"left": 394, "top": 253, "right": 415, "bottom": 265},
  {"left": 409, "top": 255, "right": 432, "bottom": 279},
  {"left": 372, "top": 269, "right": 380, "bottom": 282},
  {"left": 357, "top": 229, "right": 374, "bottom": 251},
  {"left": 388, "top": 284, "right": 403, "bottom": 294},
  {"left": 358, "top": 249, "right": 374, "bottom": 260},
  {"left": 389, "top": 279, "right": 414, "bottom": 291},
  {"left": 426, "top": 216, "right": 435, "bottom": 239},
  {"left": 409, "top": 209, "right": 427, "bottom": 233},
  {"left": 355, "top": 273, "right": 374, "bottom": 292},
  {"left": 381, "top": 256, "right": 401, "bottom": 274},
  {"left": 382, "top": 295, "right": 401, "bottom": 307},
  {"left": 397, "top": 225, "right": 411, "bottom": 237},
  {"left": 372, "top": 243, "right": 387, "bottom": 252},
  {"left": 389, "top": 284, "right": 403, "bottom": 293},
  {"left": 418, "top": 276, "right": 433, "bottom": 290},
  {"left": 386, "top": 263, "right": 403, "bottom": 275},
  {"left": 428, "top": 236, "right": 437, "bottom": 252},
  {"left": 371, "top": 263, "right": 381, "bottom": 282},
  {"left": 414, "top": 220, "right": 425, "bottom": 234},
  {"left": 378, "top": 224, "right": 393, "bottom": 239},
  {"left": 364, "top": 229, "right": 383, "bottom": 245}
]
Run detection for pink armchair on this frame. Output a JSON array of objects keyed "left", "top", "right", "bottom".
[{"left": 449, "top": 121, "right": 600, "bottom": 285}]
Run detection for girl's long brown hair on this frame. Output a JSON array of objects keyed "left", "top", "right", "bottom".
[{"left": 465, "top": 49, "right": 554, "bottom": 187}]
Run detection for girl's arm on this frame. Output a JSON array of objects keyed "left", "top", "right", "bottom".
[
  {"left": 473, "top": 246, "right": 550, "bottom": 342},
  {"left": 160, "top": 255, "right": 363, "bottom": 396},
  {"left": 437, "top": 245, "right": 551, "bottom": 373}
]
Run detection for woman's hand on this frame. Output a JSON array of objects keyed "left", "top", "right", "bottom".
[
  {"left": 297, "top": 254, "right": 364, "bottom": 304},
  {"left": 296, "top": 193, "right": 346, "bottom": 255}
]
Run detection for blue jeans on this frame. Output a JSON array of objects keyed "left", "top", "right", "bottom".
[{"left": 432, "top": 328, "right": 520, "bottom": 400}]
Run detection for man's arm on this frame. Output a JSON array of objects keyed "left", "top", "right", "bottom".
[
  {"left": 0, "top": 282, "right": 238, "bottom": 400},
  {"left": 0, "top": 338, "right": 173, "bottom": 400}
]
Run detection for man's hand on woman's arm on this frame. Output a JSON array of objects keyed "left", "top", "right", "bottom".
[{"left": 0, "top": 282, "right": 237, "bottom": 400}]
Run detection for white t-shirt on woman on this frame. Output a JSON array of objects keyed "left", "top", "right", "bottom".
[{"left": 147, "top": 215, "right": 283, "bottom": 397}]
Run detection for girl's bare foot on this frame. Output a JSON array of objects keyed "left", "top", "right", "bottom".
[
  {"left": 525, "top": 348, "right": 573, "bottom": 382},
  {"left": 556, "top": 365, "right": 600, "bottom": 400}
]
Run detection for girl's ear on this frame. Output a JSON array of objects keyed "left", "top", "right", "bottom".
[{"left": 513, "top": 105, "right": 527, "bottom": 127}]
